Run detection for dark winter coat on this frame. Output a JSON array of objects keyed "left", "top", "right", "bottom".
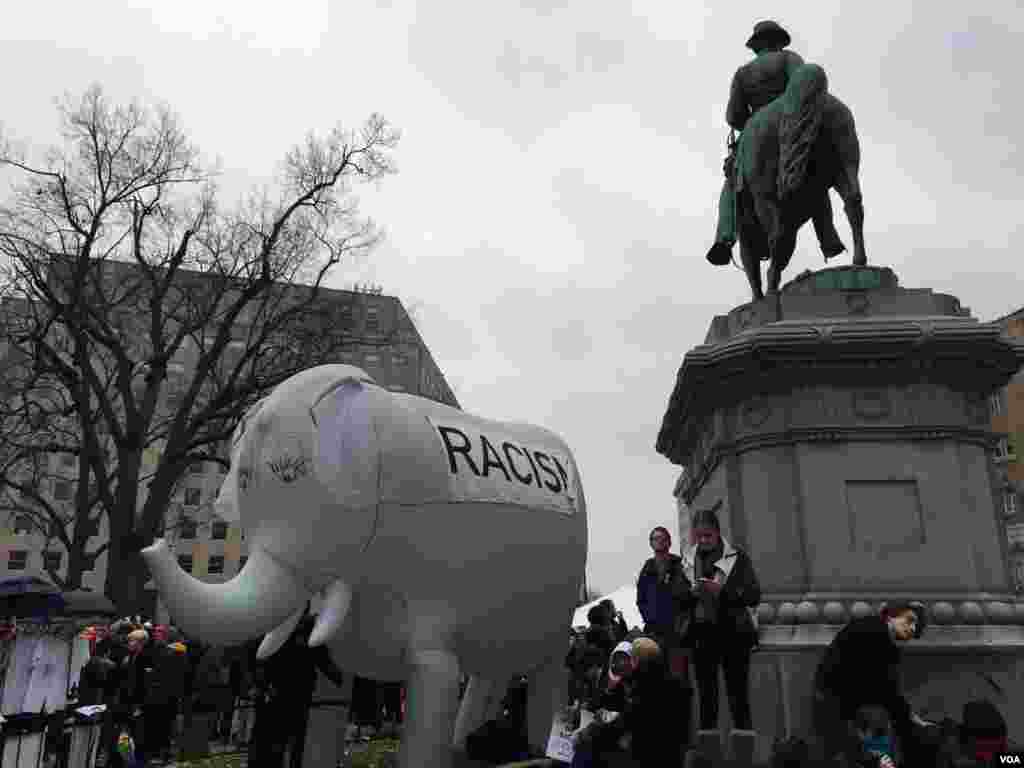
[
  {"left": 636, "top": 554, "right": 692, "bottom": 635},
  {"left": 76, "top": 656, "right": 117, "bottom": 706},
  {"left": 579, "top": 654, "right": 689, "bottom": 764},
  {"left": 680, "top": 539, "right": 761, "bottom": 648},
  {"left": 814, "top": 615, "right": 913, "bottom": 728}
]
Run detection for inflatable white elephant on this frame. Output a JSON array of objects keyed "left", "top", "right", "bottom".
[{"left": 142, "top": 365, "right": 588, "bottom": 767}]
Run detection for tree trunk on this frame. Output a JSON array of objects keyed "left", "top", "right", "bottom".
[{"left": 104, "top": 535, "right": 152, "bottom": 617}]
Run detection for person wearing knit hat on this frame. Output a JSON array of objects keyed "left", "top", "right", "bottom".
[{"left": 682, "top": 500, "right": 761, "bottom": 763}]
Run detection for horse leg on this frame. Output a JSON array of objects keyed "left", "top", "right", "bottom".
[
  {"left": 833, "top": 165, "right": 866, "bottom": 266},
  {"left": 739, "top": 237, "right": 763, "bottom": 301},
  {"left": 812, "top": 191, "right": 846, "bottom": 260},
  {"left": 766, "top": 229, "right": 798, "bottom": 294}
]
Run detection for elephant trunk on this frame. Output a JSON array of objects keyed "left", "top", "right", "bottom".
[{"left": 141, "top": 539, "right": 309, "bottom": 646}]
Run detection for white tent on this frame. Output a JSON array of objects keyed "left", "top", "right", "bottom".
[{"left": 572, "top": 584, "right": 643, "bottom": 631}]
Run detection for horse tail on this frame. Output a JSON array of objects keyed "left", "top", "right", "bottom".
[{"left": 778, "top": 63, "right": 828, "bottom": 201}]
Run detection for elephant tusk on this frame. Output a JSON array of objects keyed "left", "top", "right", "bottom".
[
  {"left": 308, "top": 579, "right": 353, "bottom": 647},
  {"left": 257, "top": 606, "right": 307, "bottom": 660}
]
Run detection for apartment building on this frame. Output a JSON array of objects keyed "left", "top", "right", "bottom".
[
  {"left": 0, "top": 272, "right": 460, "bottom": 616},
  {"left": 993, "top": 306, "right": 1024, "bottom": 592}
]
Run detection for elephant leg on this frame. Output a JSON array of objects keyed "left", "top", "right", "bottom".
[
  {"left": 526, "top": 650, "right": 569, "bottom": 755},
  {"left": 401, "top": 606, "right": 461, "bottom": 768},
  {"left": 401, "top": 648, "right": 461, "bottom": 768},
  {"left": 833, "top": 165, "right": 866, "bottom": 266},
  {"left": 452, "top": 675, "right": 502, "bottom": 750}
]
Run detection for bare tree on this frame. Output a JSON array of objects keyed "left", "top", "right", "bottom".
[{"left": 0, "top": 85, "right": 399, "bottom": 613}]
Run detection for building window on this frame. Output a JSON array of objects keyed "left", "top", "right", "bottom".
[
  {"left": 8, "top": 551, "right": 27, "bottom": 571},
  {"left": 53, "top": 479, "right": 72, "bottom": 501},
  {"left": 392, "top": 352, "right": 408, "bottom": 367},
  {"left": 42, "top": 551, "right": 62, "bottom": 572},
  {"left": 184, "top": 488, "right": 202, "bottom": 508},
  {"left": 364, "top": 352, "right": 380, "bottom": 366},
  {"left": 1004, "top": 490, "right": 1019, "bottom": 518},
  {"left": 179, "top": 517, "right": 197, "bottom": 540},
  {"left": 365, "top": 306, "right": 380, "bottom": 333},
  {"left": 177, "top": 554, "right": 193, "bottom": 573},
  {"left": 995, "top": 438, "right": 1010, "bottom": 461},
  {"left": 339, "top": 305, "right": 354, "bottom": 329},
  {"left": 207, "top": 556, "right": 225, "bottom": 575},
  {"left": 211, "top": 521, "right": 228, "bottom": 541},
  {"left": 990, "top": 391, "right": 1004, "bottom": 416}
]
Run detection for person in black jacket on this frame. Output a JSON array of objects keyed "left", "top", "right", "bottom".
[
  {"left": 599, "top": 600, "right": 630, "bottom": 643},
  {"left": 250, "top": 610, "right": 346, "bottom": 768},
  {"left": 813, "top": 600, "right": 931, "bottom": 762},
  {"left": 682, "top": 502, "right": 760, "bottom": 739}
]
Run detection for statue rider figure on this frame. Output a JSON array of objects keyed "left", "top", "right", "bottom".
[{"left": 707, "top": 21, "right": 847, "bottom": 267}]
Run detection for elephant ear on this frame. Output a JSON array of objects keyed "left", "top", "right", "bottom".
[
  {"left": 311, "top": 377, "right": 380, "bottom": 511},
  {"left": 214, "top": 398, "right": 268, "bottom": 524}
]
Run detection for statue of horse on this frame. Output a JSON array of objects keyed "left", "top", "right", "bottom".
[{"left": 733, "top": 63, "right": 866, "bottom": 300}]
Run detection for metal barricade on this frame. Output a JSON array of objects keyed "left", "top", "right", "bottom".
[{"left": 0, "top": 713, "right": 48, "bottom": 768}]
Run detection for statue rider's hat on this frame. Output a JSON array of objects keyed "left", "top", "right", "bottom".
[{"left": 746, "top": 20, "right": 791, "bottom": 51}]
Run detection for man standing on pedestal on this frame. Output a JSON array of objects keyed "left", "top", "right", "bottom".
[
  {"left": 636, "top": 526, "right": 694, "bottom": 750},
  {"left": 706, "top": 20, "right": 846, "bottom": 267}
]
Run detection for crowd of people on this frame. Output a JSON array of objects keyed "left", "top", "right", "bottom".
[
  {"left": 74, "top": 604, "right": 386, "bottom": 768},
  {"left": 77, "top": 616, "right": 249, "bottom": 766},
  {"left": 58, "top": 501, "right": 1018, "bottom": 768},
  {"left": 562, "top": 504, "right": 1019, "bottom": 767}
]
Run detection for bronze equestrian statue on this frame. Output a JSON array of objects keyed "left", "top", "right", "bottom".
[{"left": 707, "top": 21, "right": 866, "bottom": 300}]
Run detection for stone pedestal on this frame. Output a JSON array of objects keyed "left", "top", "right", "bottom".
[{"left": 657, "top": 266, "right": 1024, "bottom": 762}]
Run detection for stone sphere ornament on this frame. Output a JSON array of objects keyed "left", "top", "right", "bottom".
[
  {"left": 822, "top": 601, "right": 846, "bottom": 624},
  {"left": 796, "top": 601, "right": 819, "bottom": 624},
  {"left": 959, "top": 602, "right": 984, "bottom": 625},
  {"left": 850, "top": 601, "right": 873, "bottom": 620},
  {"left": 930, "top": 602, "right": 956, "bottom": 625}
]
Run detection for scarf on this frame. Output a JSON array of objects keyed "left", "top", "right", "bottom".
[{"left": 862, "top": 735, "right": 895, "bottom": 762}]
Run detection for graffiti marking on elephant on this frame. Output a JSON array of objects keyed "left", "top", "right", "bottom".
[{"left": 267, "top": 454, "right": 310, "bottom": 483}]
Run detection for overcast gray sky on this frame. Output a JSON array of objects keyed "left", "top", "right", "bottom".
[{"left": 3, "top": 1, "right": 1022, "bottom": 596}]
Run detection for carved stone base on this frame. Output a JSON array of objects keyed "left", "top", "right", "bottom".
[
  {"left": 658, "top": 266, "right": 1024, "bottom": 755},
  {"left": 746, "top": 642, "right": 1024, "bottom": 755}
]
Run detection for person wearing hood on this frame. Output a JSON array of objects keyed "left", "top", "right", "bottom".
[
  {"left": 572, "top": 638, "right": 690, "bottom": 767},
  {"left": 683, "top": 502, "right": 761, "bottom": 762}
]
